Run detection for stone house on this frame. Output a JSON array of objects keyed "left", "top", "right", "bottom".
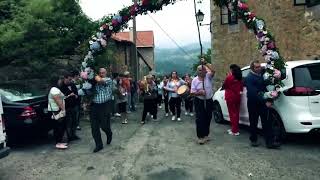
[
  {"left": 210, "top": 0, "right": 320, "bottom": 83},
  {"left": 112, "top": 31, "right": 155, "bottom": 79}
]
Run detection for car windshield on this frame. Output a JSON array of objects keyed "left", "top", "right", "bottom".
[
  {"left": 0, "top": 84, "right": 47, "bottom": 102},
  {"left": 293, "top": 63, "right": 320, "bottom": 90}
]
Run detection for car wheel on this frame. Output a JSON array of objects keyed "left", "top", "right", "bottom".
[
  {"left": 270, "top": 110, "right": 286, "bottom": 143},
  {"left": 213, "top": 102, "right": 224, "bottom": 124}
]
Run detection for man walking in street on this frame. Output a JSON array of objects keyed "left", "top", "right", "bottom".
[
  {"left": 191, "top": 59, "right": 215, "bottom": 145},
  {"left": 245, "top": 60, "right": 280, "bottom": 149},
  {"left": 60, "top": 72, "right": 80, "bottom": 141},
  {"left": 90, "top": 68, "right": 113, "bottom": 153}
]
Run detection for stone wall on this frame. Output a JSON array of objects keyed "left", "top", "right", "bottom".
[{"left": 210, "top": 0, "right": 320, "bottom": 83}]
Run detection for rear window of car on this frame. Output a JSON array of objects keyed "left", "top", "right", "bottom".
[
  {"left": 0, "top": 84, "right": 46, "bottom": 102},
  {"left": 293, "top": 63, "right": 320, "bottom": 90}
]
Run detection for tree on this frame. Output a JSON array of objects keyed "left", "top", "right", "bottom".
[
  {"left": 0, "top": 0, "right": 97, "bottom": 69},
  {"left": 192, "top": 48, "right": 212, "bottom": 72}
]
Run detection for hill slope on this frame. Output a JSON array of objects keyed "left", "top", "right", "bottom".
[{"left": 155, "top": 42, "right": 211, "bottom": 76}]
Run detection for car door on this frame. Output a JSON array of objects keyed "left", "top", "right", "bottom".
[
  {"left": 239, "top": 68, "right": 250, "bottom": 125},
  {"left": 215, "top": 85, "right": 229, "bottom": 120}
]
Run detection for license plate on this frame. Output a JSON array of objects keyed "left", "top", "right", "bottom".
[{"left": 43, "top": 108, "right": 48, "bottom": 114}]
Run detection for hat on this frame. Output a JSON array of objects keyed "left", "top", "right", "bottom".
[{"left": 124, "top": 71, "right": 130, "bottom": 76}]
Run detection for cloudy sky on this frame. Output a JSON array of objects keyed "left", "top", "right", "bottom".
[{"left": 79, "top": 0, "right": 211, "bottom": 48}]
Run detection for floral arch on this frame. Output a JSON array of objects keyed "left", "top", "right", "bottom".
[{"left": 79, "top": 0, "right": 285, "bottom": 100}]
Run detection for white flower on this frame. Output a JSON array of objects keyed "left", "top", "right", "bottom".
[
  {"left": 82, "top": 62, "right": 87, "bottom": 68},
  {"left": 78, "top": 89, "right": 85, "bottom": 96},
  {"left": 82, "top": 82, "right": 92, "bottom": 90}
]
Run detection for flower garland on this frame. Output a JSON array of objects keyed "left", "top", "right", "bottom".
[
  {"left": 78, "top": 0, "right": 181, "bottom": 96},
  {"left": 214, "top": 0, "right": 286, "bottom": 100}
]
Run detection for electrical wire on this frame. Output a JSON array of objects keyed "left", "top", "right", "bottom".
[{"left": 147, "top": 14, "right": 196, "bottom": 60}]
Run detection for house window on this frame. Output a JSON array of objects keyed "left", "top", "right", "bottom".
[
  {"left": 294, "top": 0, "right": 307, "bottom": 5},
  {"left": 294, "top": 0, "right": 320, "bottom": 7},
  {"left": 307, "top": 0, "right": 320, "bottom": 7},
  {"left": 220, "top": 6, "right": 238, "bottom": 25}
]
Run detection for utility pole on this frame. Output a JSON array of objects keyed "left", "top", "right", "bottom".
[
  {"left": 133, "top": 0, "right": 139, "bottom": 80},
  {"left": 193, "top": 0, "right": 206, "bottom": 109},
  {"left": 193, "top": 0, "right": 203, "bottom": 57}
]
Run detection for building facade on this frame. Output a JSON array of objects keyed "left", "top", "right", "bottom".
[
  {"left": 112, "top": 31, "right": 155, "bottom": 80},
  {"left": 210, "top": 0, "right": 320, "bottom": 83}
]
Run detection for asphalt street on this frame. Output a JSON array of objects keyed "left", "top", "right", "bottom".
[{"left": 1, "top": 105, "right": 320, "bottom": 180}]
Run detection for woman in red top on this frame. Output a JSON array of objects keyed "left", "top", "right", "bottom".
[{"left": 223, "top": 64, "right": 244, "bottom": 136}]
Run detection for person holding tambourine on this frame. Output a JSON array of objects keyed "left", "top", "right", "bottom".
[{"left": 164, "top": 71, "right": 186, "bottom": 121}]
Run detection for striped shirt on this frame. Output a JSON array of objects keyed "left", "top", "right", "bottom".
[{"left": 92, "top": 78, "right": 113, "bottom": 104}]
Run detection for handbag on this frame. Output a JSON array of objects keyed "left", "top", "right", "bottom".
[
  {"left": 51, "top": 110, "right": 66, "bottom": 120},
  {"left": 49, "top": 95, "right": 66, "bottom": 120}
]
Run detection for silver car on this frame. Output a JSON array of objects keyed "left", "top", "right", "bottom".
[{"left": 213, "top": 60, "right": 320, "bottom": 140}]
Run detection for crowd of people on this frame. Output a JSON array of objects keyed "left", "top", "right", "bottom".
[{"left": 47, "top": 58, "right": 280, "bottom": 152}]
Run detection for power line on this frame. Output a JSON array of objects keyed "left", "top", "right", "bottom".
[
  {"left": 147, "top": 14, "right": 196, "bottom": 60},
  {"left": 118, "top": 2, "right": 195, "bottom": 60}
]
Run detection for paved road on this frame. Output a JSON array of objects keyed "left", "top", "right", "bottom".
[{"left": 1, "top": 105, "right": 320, "bottom": 180}]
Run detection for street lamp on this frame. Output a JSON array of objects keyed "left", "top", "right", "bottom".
[
  {"left": 196, "top": 9, "right": 213, "bottom": 32},
  {"left": 196, "top": 9, "right": 205, "bottom": 23}
]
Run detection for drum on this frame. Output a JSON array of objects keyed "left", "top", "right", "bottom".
[{"left": 177, "top": 85, "right": 190, "bottom": 99}]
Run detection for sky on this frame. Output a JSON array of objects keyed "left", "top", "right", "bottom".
[{"left": 79, "top": 0, "right": 212, "bottom": 48}]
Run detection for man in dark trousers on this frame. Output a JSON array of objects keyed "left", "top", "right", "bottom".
[
  {"left": 60, "top": 72, "right": 80, "bottom": 141},
  {"left": 245, "top": 60, "right": 280, "bottom": 149},
  {"left": 90, "top": 68, "right": 113, "bottom": 153},
  {"left": 190, "top": 59, "right": 215, "bottom": 145}
]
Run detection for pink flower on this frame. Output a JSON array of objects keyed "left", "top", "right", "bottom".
[
  {"left": 271, "top": 91, "right": 278, "bottom": 98},
  {"left": 238, "top": 2, "right": 249, "bottom": 10},
  {"left": 273, "top": 69, "right": 281, "bottom": 79},
  {"left": 80, "top": 71, "right": 88, "bottom": 80}
]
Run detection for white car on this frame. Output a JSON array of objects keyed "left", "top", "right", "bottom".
[{"left": 213, "top": 60, "right": 320, "bottom": 140}]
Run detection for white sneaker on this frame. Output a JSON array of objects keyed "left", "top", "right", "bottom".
[
  {"left": 228, "top": 131, "right": 240, "bottom": 136},
  {"left": 227, "top": 129, "right": 232, "bottom": 133},
  {"left": 190, "top": 113, "right": 194, "bottom": 117},
  {"left": 159, "top": 106, "right": 162, "bottom": 109},
  {"left": 177, "top": 118, "right": 181, "bottom": 121},
  {"left": 151, "top": 115, "right": 154, "bottom": 119},
  {"left": 185, "top": 112, "right": 188, "bottom": 116},
  {"left": 56, "top": 143, "right": 68, "bottom": 149},
  {"left": 171, "top": 116, "right": 176, "bottom": 121},
  {"left": 165, "top": 113, "right": 169, "bottom": 117},
  {"left": 115, "top": 113, "right": 121, "bottom": 117},
  {"left": 233, "top": 132, "right": 240, "bottom": 136}
]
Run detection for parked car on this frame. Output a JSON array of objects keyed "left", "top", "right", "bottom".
[
  {"left": 0, "top": 96, "right": 10, "bottom": 158},
  {"left": 213, "top": 60, "right": 320, "bottom": 140},
  {"left": 0, "top": 84, "right": 53, "bottom": 145}
]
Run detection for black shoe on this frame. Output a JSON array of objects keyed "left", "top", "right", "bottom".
[
  {"left": 107, "top": 134, "right": 112, "bottom": 145},
  {"left": 93, "top": 146, "right": 103, "bottom": 153},
  {"left": 251, "top": 141, "right": 259, "bottom": 147},
  {"left": 266, "top": 143, "right": 281, "bottom": 149}
]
